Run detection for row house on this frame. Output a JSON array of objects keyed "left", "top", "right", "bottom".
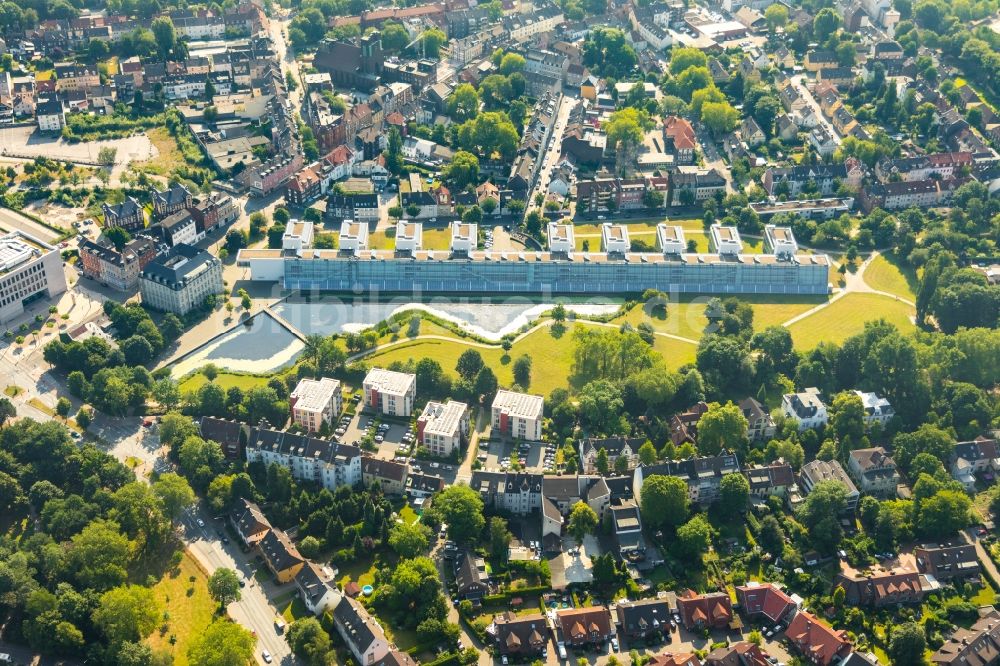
[
  {"left": 199, "top": 415, "right": 244, "bottom": 459},
  {"left": 173, "top": 15, "right": 226, "bottom": 40},
  {"left": 362, "top": 457, "right": 409, "bottom": 496},
  {"left": 54, "top": 62, "right": 100, "bottom": 92},
  {"left": 785, "top": 612, "right": 852, "bottom": 666},
  {"left": 470, "top": 471, "right": 543, "bottom": 516},
  {"left": 743, "top": 463, "right": 795, "bottom": 499},
  {"left": 243, "top": 154, "right": 305, "bottom": 197},
  {"left": 677, "top": 590, "right": 733, "bottom": 630},
  {"left": 670, "top": 167, "right": 726, "bottom": 205},
  {"left": 541, "top": 476, "right": 611, "bottom": 545},
  {"left": 492, "top": 612, "right": 549, "bottom": 657},
  {"left": 189, "top": 193, "right": 238, "bottom": 233},
  {"left": 632, "top": 453, "right": 741, "bottom": 506},
  {"left": 259, "top": 527, "right": 304, "bottom": 583},
  {"left": 245, "top": 426, "right": 363, "bottom": 491},
  {"left": 734, "top": 583, "right": 797, "bottom": 625},
  {"left": 79, "top": 235, "right": 158, "bottom": 291},
  {"left": 163, "top": 73, "right": 233, "bottom": 100},
  {"left": 326, "top": 192, "right": 380, "bottom": 222},
  {"left": 616, "top": 598, "right": 672, "bottom": 641},
  {"left": 286, "top": 164, "right": 324, "bottom": 206},
  {"left": 557, "top": 607, "right": 615, "bottom": 647},
  {"left": 230, "top": 497, "right": 271, "bottom": 548},
  {"left": 833, "top": 569, "right": 929, "bottom": 607},
  {"left": 914, "top": 543, "right": 981, "bottom": 585},
  {"left": 763, "top": 164, "right": 856, "bottom": 197},
  {"left": 931, "top": 609, "right": 1000, "bottom": 666},
  {"left": 874, "top": 151, "right": 973, "bottom": 182},
  {"left": 859, "top": 177, "right": 969, "bottom": 213}
]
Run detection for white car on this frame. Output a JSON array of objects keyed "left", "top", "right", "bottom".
[
  {"left": 262, "top": 650, "right": 272, "bottom": 663},
  {"left": 197, "top": 518, "right": 205, "bottom": 528}
]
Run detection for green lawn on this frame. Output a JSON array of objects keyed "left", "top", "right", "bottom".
[
  {"left": 787, "top": 293, "right": 915, "bottom": 350},
  {"left": 178, "top": 371, "right": 271, "bottom": 394},
  {"left": 863, "top": 253, "right": 919, "bottom": 301},
  {"left": 280, "top": 596, "right": 309, "bottom": 623},
  {"left": 147, "top": 551, "right": 217, "bottom": 666},
  {"left": 399, "top": 504, "right": 420, "bottom": 525},
  {"left": 370, "top": 226, "right": 453, "bottom": 250},
  {"left": 337, "top": 558, "right": 377, "bottom": 589}
]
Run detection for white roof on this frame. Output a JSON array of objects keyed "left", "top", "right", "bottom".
[
  {"left": 419, "top": 400, "right": 468, "bottom": 437},
  {"left": 290, "top": 377, "right": 341, "bottom": 412},
  {"left": 364, "top": 367, "right": 416, "bottom": 396},
  {"left": 492, "top": 389, "right": 544, "bottom": 419}
]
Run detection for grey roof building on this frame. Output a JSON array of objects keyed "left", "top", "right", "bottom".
[{"left": 139, "top": 244, "right": 222, "bottom": 315}]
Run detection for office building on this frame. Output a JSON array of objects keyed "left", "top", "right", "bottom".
[
  {"left": 139, "top": 244, "right": 223, "bottom": 315},
  {"left": 0, "top": 231, "right": 67, "bottom": 324}
]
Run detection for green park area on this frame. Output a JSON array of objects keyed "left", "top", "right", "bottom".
[
  {"left": 863, "top": 253, "right": 919, "bottom": 301},
  {"left": 788, "top": 292, "right": 916, "bottom": 350},
  {"left": 147, "top": 552, "right": 216, "bottom": 666}
]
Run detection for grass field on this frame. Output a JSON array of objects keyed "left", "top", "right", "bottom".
[
  {"left": 178, "top": 371, "right": 271, "bottom": 394},
  {"left": 366, "top": 321, "right": 694, "bottom": 396},
  {"left": 147, "top": 551, "right": 216, "bottom": 666},
  {"left": 863, "top": 253, "right": 918, "bottom": 301},
  {"left": 137, "top": 127, "right": 187, "bottom": 176},
  {"left": 787, "top": 293, "right": 915, "bottom": 350}
]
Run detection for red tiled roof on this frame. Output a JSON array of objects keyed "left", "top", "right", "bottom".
[
  {"left": 735, "top": 584, "right": 796, "bottom": 624},
  {"left": 786, "top": 612, "right": 851, "bottom": 666}
]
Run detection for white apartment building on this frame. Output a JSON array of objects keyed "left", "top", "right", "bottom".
[
  {"left": 363, "top": 368, "right": 417, "bottom": 417},
  {"left": 0, "top": 231, "right": 67, "bottom": 324},
  {"left": 854, "top": 390, "right": 895, "bottom": 427},
  {"left": 547, "top": 223, "right": 575, "bottom": 254},
  {"left": 656, "top": 224, "right": 686, "bottom": 255},
  {"left": 339, "top": 220, "right": 369, "bottom": 255},
  {"left": 139, "top": 244, "right": 223, "bottom": 315},
  {"left": 395, "top": 221, "right": 423, "bottom": 252},
  {"left": 245, "top": 427, "right": 363, "bottom": 490},
  {"left": 781, "top": 387, "right": 829, "bottom": 431},
  {"left": 290, "top": 377, "right": 343, "bottom": 432},
  {"left": 492, "top": 390, "right": 544, "bottom": 441},
  {"left": 600, "top": 223, "right": 630, "bottom": 254},
  {"left": 417, "top": 400, "right": 469, "bottom": 457},
  {"left": 450, "top": 222, "right": 477, "bottom": 254},
  {"left": 710, "top": 224, "right": 744, "bottom": 255},
  {"left": 282, "top": 220, "right": 314, "bottom": 252}
]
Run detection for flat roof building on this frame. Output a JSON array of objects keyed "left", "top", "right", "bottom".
[
  {"left": 451, "top": 222, "right": 477, "bottom": 254},
  {"left": 601, "top": 223, "right": 630, "bottom": 254},
  {"left": 656, "top": 224, "right": 686, "bottom": 255},
  {"left": 710, "top": 225, "right": 743, "bottom": 255},
  {"left": 492, "top": 390, "right": 544, "bottom": 442},
  {"left": 283, "top": 220, "right": 314, "bottom": 252},
  {"left": 548, "top": 223, "right": 575, "bottom": 254},
  {"left": 339, "top": 220, "right": 369, "bottom": 255},
  {"left": 417, "top": 400, "right": 470, "bottom": 458},
  {"left": 764, "top": 224, "right": 797, "bottom": 257},
  {"left": 0, "top": 231, "right": 67, "bottom": 324},
  {"left": 290, "top": 377, "right": 343, "bottom": 433},
  {"left": 800, "top": 459, "right": 859, "bottom": 511},
  {"left": 363, "top": 368, "right": 417, "bottom": 417},
  {"left": 395, "top": 221, "right": 423, "bottom": 253}
]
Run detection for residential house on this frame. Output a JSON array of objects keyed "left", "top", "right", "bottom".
[
  {"left": 914, "top": 543, "right": 981, "bottom": 585},
  {"left": 258, "top": 528, "right": 304, "bottom": 583},
  {"left": 739, "top": 397, "right": 776, "bottom": 443},
  {"left": 230, "top": 498, "right": 270, "bottom": 548},
  {"left": 808, "top": 126, "right": 838, "bottom": 158},
  {"left": 648, "top": 654, "right": 702, "bottom": 666},
  {"left": 290, "top": 377, "right": 343, "bottom": 433},
  {"left": 456, "top": 551, "right": 490, "bottom": 600},
  {"left": 492, "top": 390, "right": 544, "bottom": 441},
  {"left": 663, "top": 116, "right": 696, "bottom": 164},
  {"left": 333, "top": 596, "right": 392, "bottom": 665},
  {"left": 327, "top": 193, "right": 380, "bottom": 222},
  {"left": 152, "top": 183, "right": 193, "bottom": 219},
  {"left": 541, "top": 475, "right": 611, "bottom": 547},
  {"left": 199, "top": 415, "right": 243, "bottom": 459},
  {"left": 781, "top": 388, "right": 828, "bottom": 431},
  {"left": 469, "top": 471, "right": 543, "bottom": 517},
  {"left": 743, "top": 463, "right": 796, "bottom": 499},
  {"left": 362, "top": 458, "right": 409, "bottom": 496},
  {"left": 633, "top": 453, "right": 741, "bottom": 506},
  {"left": 616, "top": 598, "right": 672, "bottom": 641},
  {"left": 799, "top": 460, "right": 860, "bottom": 511},
  {"left": 671, "top": 168, "right": 726, "bottom": 205},
  {"left": 741, "top": 117, "right": 766, "bottom": 147},
  {"left": 363, "top": 368, "right": 417, "bottom": 417},
  {"left": 705, "top": 642, "right": 772, "bottom": 666},
  {"left": 78, "top": 235, "right": 158, "bottom": 292},
  {"left": 951, "top": 437, "right": 1000, "bottom": 492},
  {"left": 557, "top": 607, "right": 615, "bottom": 647},
  {"left": 676, "top": 590, "right": 734, "bottom": 630},
  {"left": 669, "top": 401, "right": 709, "bottom": 446},
  {"left": 785, "top": 612, "right": 852, "bottom": 666},
  {"left": 102, "top": 197, "right": 145, "bottom": 232},
  {"left": 847, "top": 447, "right": 899, "bottom": 498},
  {"left": 834, "top": 568, "right": 928, "bottom": 606},
  {"left": 763, "top": 165, "right": 848, "bottom": 197},
  {"left": 492, "top": 612, "right": 549, "bottom": 657},
  {"left": 875, "top": 152, "right": 973, "bottom": 183},
  {"left": 295, "top": 562, "right": 341, "bottom": 615},
  {"left": 417, "top": 400, "right": 469, "bottom": 458},
  {"left": 405, "top": 472, "right": 444, "bottom": 499},
  {"left": 245, "top": 427, "right": 363, "bottom": 491},
  {"left": 580, "top": 437, "right": 643, "bottom": 474},
  {"left": 804, "top": 50, "right": 838, "bottom": 71},
  {"left": 859, "top": 177, "right": 968, "bottom": 213},
  {"left": 930, "top": 608, "right": 1000, "bottom": 666},
  {"left": 610, "top": 499, "right": 644, "bottom": 558},
  {"left": 734, "top": 583, "right": 797, "bottom": 625}
]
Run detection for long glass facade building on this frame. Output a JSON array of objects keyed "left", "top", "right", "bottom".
[{"left": 239, "top": 248, "right": 831, "bottom": 296}]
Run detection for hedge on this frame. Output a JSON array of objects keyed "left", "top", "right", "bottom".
[{"left": 481, "top": 585, "right": 551, "bottom": 605}]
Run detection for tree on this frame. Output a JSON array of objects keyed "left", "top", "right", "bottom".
[
  {"left": 701, "top": 101, "right": 739, "bottom": 135},
  {"left": 893, "top": 424, "right": 953, "bottom": 471},
  {"left": 718, "top": 473, "right": 750, "bottom": 517},
  {"left": 489, "top": 516, "right": 512, "bottom": 562},
  {"left": 614, "top": 455, "right": 629, "bottom": 476},
  {"left": 675, "top": 514, "right": 714, "bottom": 562},
  {"left": 388, "top": 522, "right": 431, "bottom": 558},
  {"left": 55, "top": 397, "right": 71, "bottom": 418},
  {"left": 696, "top": 402, "right": 748, "bottom": 456},
  {"left": 152, "top": 473, "right": 194, "bottom": 523},
  {"left": 829, "top": 391, "right": 866, "bottom": 446},
  {"left": 207, "top": 568, "right": 242, "bottom": 608},
  {"left": 916, "top": 488, "right": 971, "bottom": 538},
  {"left": 512, "top": 354, "right": 532, "bottom": 388},
  {"left": 416, "top": 28, "right": 446, "bottom": 58},
  {"left": 499, "top": 53, "right": 526, "bottom": 75},
  {"left": 582, "top": 27, "right": 637, "bottom": 78},
  {"left": 69, "top": 519, "right": 131, "bottom": 589},
  {"left": 187, "top": 619, "right": 255, "bottom": 666},
  {"left": 97, "top": 146, "right": 117, "bottom": 166},
  {"left": 288, "top": 617, "right": 332, "bottom": 666},
  {"left": 443, "top": 150, "right": 479, "bottom": 188},
  {"left": 93, "top": 585, "right": 161, "bottom": 645},
  {"left": 105, "top": 226, "right": 131, "bottom": 252},
  {"left": 797, "top": 480, "right": 848, "bottom": 553},
  {"left": 757, "top": 514, "right": 784, "bottom": 554},
  {"left": 433, "top": 485, "right": 485, "bottom": 543},
  {"left": 669, "top": 47, "right": 708, "bottom": 74},
  {"left": 888, "top": 622, "right": 926, "bottom": 666},
  {"left": 152, "top": 377, "right": 181, "bottom": 411},
  {"left": 595, "top": 448, "right": 610, "bottom": 475},
  {"left": 813, "top": 7, "right": 842, "bottom": 40},
  {"left": 385, "top": 127, "right": 403, "bottom": 174},
  {"left": 456, "top": 349, "right": 485, "bottom": 381},
  {"left": 567, "top": 501, "right": 598, "bottom": 546},
  {"left": 473, "top": 367, "right": 498, "bottom": 403},
  {"left": 640, "top": 475, "right": 689, "bottom": 529},
  {"left": 150, "top": 16, "right": 176, "bottom": 58},
  {"left": 638, "top": 441, "right": 657, "bottom": 466},
  {"left": 764, "top": 3, "right": 788, "bottom": 31},
  {"left": 0, "top": 397, "right": 14, "bottom": 427}
]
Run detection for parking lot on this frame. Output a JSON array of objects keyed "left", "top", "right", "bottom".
[{"left": 479, "top": 438, "right": 559, "bottom": 473}]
